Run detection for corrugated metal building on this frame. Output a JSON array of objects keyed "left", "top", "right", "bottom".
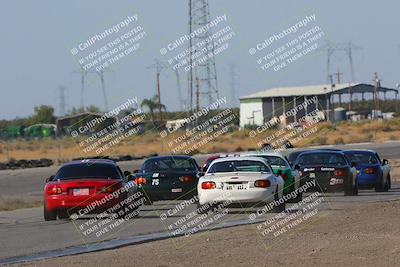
[{"left": 239, "top": 83, "right": 398, "bottom": 127}]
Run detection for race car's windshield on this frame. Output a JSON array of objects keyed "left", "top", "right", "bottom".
[
  {"left": 141, "top": 158, "right": 198, "bottom": 172},
  {"left": 249, "top": 155, "right": 288, "bottom": 168},
  {"left": 207, "top": 160, "right": 271, "bottom": 173},
  {"left": 54, "top": 164, "right": 122, "bottom": 180},
  {"left": 344, "top": 152, "right": 379, "bottom": 164},
  {"left": 297, "top": 153, "right": 347, "bottom": 166}
]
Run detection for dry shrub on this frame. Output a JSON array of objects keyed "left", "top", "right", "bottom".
[{"left": 334, "top": 137, "right": 345, "bottom": 145}]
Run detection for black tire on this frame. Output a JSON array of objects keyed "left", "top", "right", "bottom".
[
  {"left": 44, "top": 205, "right": 57, "bottom": 221},
  {"left": 143, "top": 196, "right": 154, "bottom": 205},
  {"left": 58, "top": 210, "right": 70, "bottom": 219},
  {"left": 286, "top": 183, "right": 303, "bottom": 203},
  {"left": 272, "top": 186, "right": 286, "bottom": 213},
  {"left": 375, "top": 175, "right": 384, "bottom": 192},
  {"left": 116, "top": 205, "right": 126, "bottom": 219}
]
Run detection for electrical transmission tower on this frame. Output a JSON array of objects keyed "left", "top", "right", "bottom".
[
  {"left": 72, "top": 68, "right": 87, "bottom": 109},
  {"left": 188, "top": 0, "right": 219, "bottom": 112},
  {"left": 319, "top": 41, "right": 362, "bottom": 83},
  {"left": 98, "top": 69, "right": 111, "bottom": 111},
  {"left": 89, "top": 68, "right": 112, "bottom": 111},
  {"left": 58, "top": 86, "right": 67, "bottom": 116}
]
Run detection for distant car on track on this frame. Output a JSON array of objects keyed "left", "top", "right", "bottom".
[
  {"left": 44, "top": 159, "right": 137, "bottom": 221},
  {"left": 240, "top": 152, "right": 302, "bottom": 202},
  {"left": 294, "top": 150, "right": 358, "bottom": 196},
  {"left": 343, "top": 150, "right": 391, "bottom": 192},
  {"left": 197, "top": 157, "right": 285, "bottom": 212},
  {"left": 131, "top": 155, "right": 200, "bottom": 204}
]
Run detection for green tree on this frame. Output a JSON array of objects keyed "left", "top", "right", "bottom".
[
  {"left": 29, "top": 105, "right": 55, "bottom": 125},
  {"left": 141, "top": 95, "right": 166, "bottom": 122},
  {"left": 68, "top": 105, "right": 101, "bottom": 115}
]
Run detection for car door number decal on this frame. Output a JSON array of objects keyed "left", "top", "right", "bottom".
[{"left": 152, "top": 179, "right": 159, "bottom": 186}]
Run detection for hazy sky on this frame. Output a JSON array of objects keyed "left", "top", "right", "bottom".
[{"left": 0, "top": 0, "right": 399, "bottom": 119}]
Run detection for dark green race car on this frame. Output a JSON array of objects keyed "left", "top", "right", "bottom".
[
  {"left": 242, "top": 152, "right": 302, "bottom": 202},
  {"left": 130, "top": 156, "right": 200, "bottom": 204}
]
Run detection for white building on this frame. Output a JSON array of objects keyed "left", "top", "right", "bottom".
[{"left": 239, "top": 83, "right": 398, "bottom": 128}]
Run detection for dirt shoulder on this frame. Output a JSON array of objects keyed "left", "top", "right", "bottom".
[{"left": 15, "top": 199, "right": 400, "bottom": 267}]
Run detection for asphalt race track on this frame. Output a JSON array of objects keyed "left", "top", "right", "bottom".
[{"left": 0, "top": 141, "right": 399, "bottom": 265}]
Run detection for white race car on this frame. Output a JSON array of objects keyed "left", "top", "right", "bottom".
[{"left": 197, "top": 157, "right": 285, "bottom": 213}]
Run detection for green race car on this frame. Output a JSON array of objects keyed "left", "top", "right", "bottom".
[
  {"left": 129, "top": 155, "right": 200, "bottom": 204},
  {"left": 241, "top": 152, "right": 302, "bottom": 202}
]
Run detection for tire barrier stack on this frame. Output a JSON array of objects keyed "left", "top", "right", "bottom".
[
  {"left": 0, "top": 158, "right": 53, "bottom": 170},
  {"left": 71, "top": 154, "right": 158, "bottom": 163},
  {"left": 0, "top": 154, "right": 159, "bottom": 171}
]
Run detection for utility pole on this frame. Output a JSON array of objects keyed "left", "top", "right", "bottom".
[
  {"left": 58, "top": 86, "right": 66, "bottom": 116},
  {"left": 174, "top": 68, "right": 184, "bottom": 111},
  {"left": 335, "top": 69, "right": 343, "bottom": 84},
  {"left": 329, "top": 75, "right": 335, "bottom": 115},
  {"left": 156, "top": 70, "right": 163, "bottom": 122},
  {"left": 148, "top": 60, "right": 168, "bottom": 123},
  {"left": 72, "top": 68, "right": 87, "bottom": 110},
  {"left": 373, "top": 72, "right": 381, "bottom": 119},
  {"left": 188, "top": 0, "right": 194, "bottom": 114},
  {"left": 229, "top": 64, "right": 239, "bottom": 107},
  {"left": 196, "top": 77, "right": 200, "bottom": 112},
  {"left": 98, "top": 69, "right": 111, "bottom": 111}
]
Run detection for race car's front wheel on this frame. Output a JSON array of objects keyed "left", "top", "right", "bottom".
[
  {"left": 44, "top": 205, "right": 57, "bottom": 221},
  {"left": 272, "top": 186, "right": 286, "bottom": 213}
]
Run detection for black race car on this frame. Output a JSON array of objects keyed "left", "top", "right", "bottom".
[
  {"left": 286, "top": 148, "right": 342, "bottom": 165},
  {"left": 294, "top": 150, "right": 358, "bottom": 196},
  {"left": 130, "top": 155, "right": 200, "bottom": 204}
]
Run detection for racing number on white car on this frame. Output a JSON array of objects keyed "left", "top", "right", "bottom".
[{"left": 152, "top": 179, "right": 159, "bottom": 186}]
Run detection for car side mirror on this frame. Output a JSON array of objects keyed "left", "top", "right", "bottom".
[
  {"left": 351, "top": 162, "right": 357, "bottom": 168},
  {"left": 294, "top": 164, "right": 301, "bottom": 171},
  {"left": 382, "top": 159, "right": 389, "bottom": 166},
  {"left": 198, "top": 172, "right": 205, "bottom": 177},
  {"left": 133, "top": 169, "right": 139, "bottom": 174},
  {"left": 45, "top": 175, "right": 54, "bottom": 183}
]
